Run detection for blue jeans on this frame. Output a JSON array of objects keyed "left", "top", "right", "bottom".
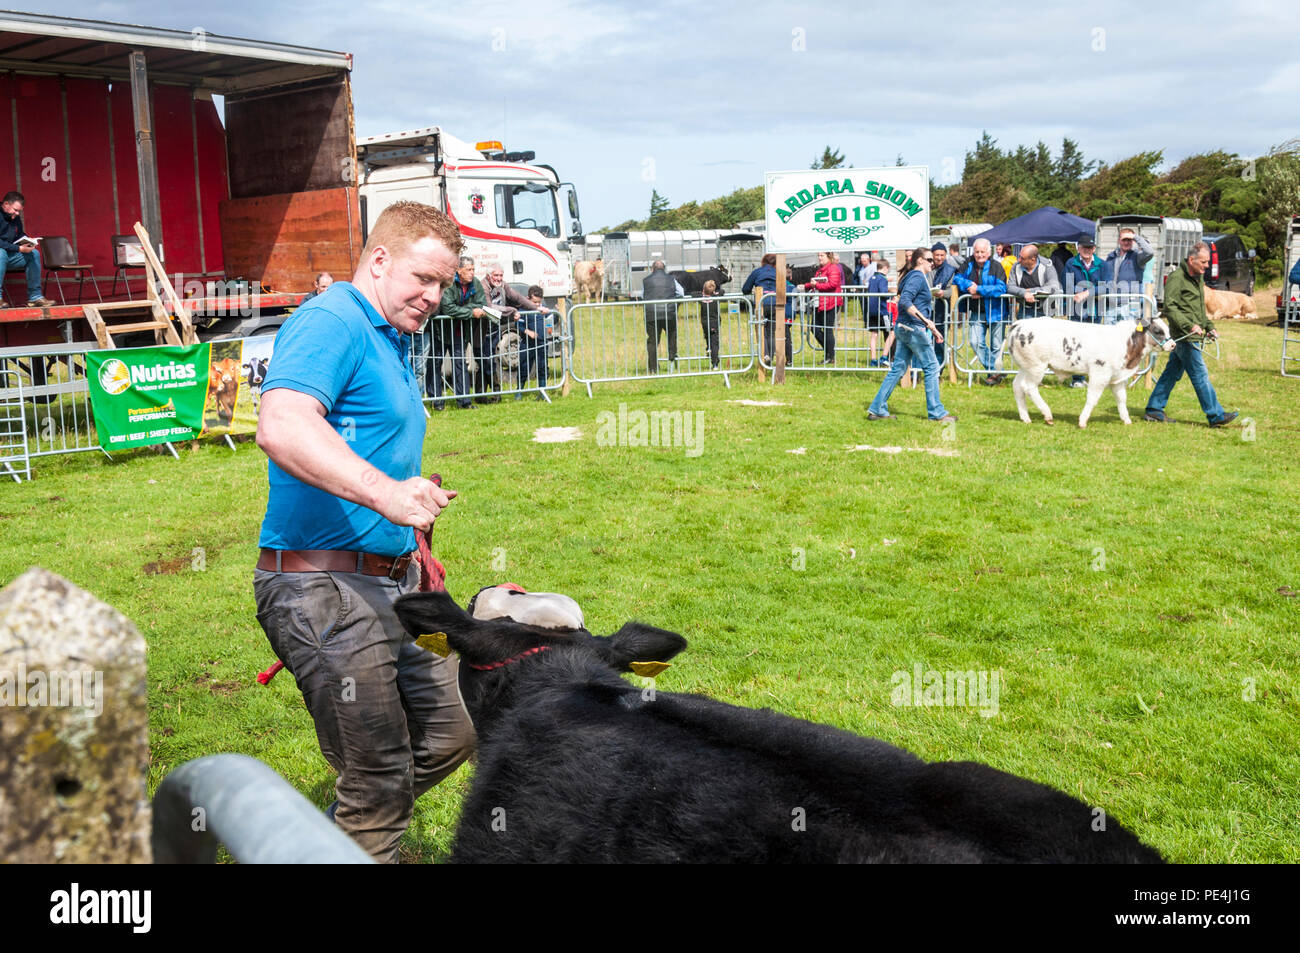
[
  {"left": 424, "top": 317, "right": 471, "bottom": 407},
  {"left": 517, "top": 313, "right": 548, "bottom": 388},
  {"left": 4, "top": 247, "right": 43, "bottom": 302},
  {"left": 1146, "top": 340, "right": 1226, "bottom": 422},
  {"left": 970, "top": 320, "right": 1004, "bottom": 372},
  {"left": 868, "top": 324, "right": 948, "bottom": 419}
]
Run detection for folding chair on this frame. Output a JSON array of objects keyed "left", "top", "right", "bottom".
[
  {"left": 111, "top": 234, "right": 147, "bottom": 299},
  {"left": 41, "top": 236, "right": 102, "bottom": 305}
]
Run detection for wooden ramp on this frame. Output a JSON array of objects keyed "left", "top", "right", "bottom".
[
  {"left": 80, "top": 222, "right": 198, "bottom": 349},
  {"left": 82, "top": 300, "right": 182, "bottom": 349}
]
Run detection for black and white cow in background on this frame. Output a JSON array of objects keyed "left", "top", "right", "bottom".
[
  {"left": 246, "top": 356, "right": 269, "bottom": 412},
  {"left": 670, "top": 266, "right": 730, "bottom": 296},
  {"left": 1008, "top": 317, "right": 1174, "bottom": 428},
  {"left": 395, "top": 586, "right": 1164, "bottom": 864}
]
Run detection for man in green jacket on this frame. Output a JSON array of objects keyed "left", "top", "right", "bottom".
[
  {"left": 1144, "top": 243, "right": 1237, "bottom": 427},
  {"left": 429, "top": 256, "right": 486, "bottom": 410}
]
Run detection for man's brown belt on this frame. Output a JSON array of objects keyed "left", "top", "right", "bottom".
[{"left": 257, "top": 549, "right": 414, "bottom": 580}]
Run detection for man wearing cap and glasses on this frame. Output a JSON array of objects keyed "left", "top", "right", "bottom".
[
  {"left": 1105, "top": 227, "right": 1154, "bottom": 324},
  {"left": 1062, "top": 237, "right": 1110, "bottom": 386}
]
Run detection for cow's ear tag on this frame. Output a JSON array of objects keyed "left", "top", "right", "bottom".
[
  {"left": 630, "top": 660, "right": 670, "bottom": 677},
  {"left": 416, "top": 632, "right": 452, "bottom": 657},
  {"left": 1135, "top": 324, "right": 1144, "bottom": 332}
]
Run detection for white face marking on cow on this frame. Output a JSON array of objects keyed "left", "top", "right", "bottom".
[{"left": 470, "top": 586, "right": 586, "bottom": 631}]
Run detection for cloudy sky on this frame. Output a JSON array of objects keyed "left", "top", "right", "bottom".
[{"left": 23, "top": 0, "right": 1300, "bottom": 228}]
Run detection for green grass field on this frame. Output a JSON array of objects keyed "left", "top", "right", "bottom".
[{"left": 2, "top": 313, "right": 1298, "bottom": 863}]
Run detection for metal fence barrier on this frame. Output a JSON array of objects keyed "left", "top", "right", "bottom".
[
  {"left": 568, "top": 295, "right": 754, "bottom": 397},
  {"left": 0, "top": 366, "right": 31, "bottom": 481},
  {"left": 152, "top": 753, "right": 374, "bottom": 864},
  {"left": 1284, "top": 299, "right": 1300, "bottom": 378},
  {"left": 755, "top": 291, "right": 908, "bottom": 374},
  {"left": 0, "top": 342, "right": 103, "bottom": 459},
  {"left": 413, "top": 309, "right": 570, "bottom": 407},
  {"left": 950, "top": 292, "right": 1161, "bottom": 385}
]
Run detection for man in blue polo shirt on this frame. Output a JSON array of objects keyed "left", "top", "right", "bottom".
[{"left": 254, "top": 201, "right": 473, "bottom": 863}]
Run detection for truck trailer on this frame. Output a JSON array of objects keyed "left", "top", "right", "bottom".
[{"left": 0, "top": 13, "right": 581, "bottom": 346}]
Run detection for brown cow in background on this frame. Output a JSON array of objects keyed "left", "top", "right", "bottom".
[
  {"left": 206, "top": 357, "right": 241, "bottom": 428},
  {"left": 574, "top": 259, "right": 604, "bottom": 303}
]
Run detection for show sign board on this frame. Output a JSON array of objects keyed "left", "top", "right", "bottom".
[
  {"left": 86, "top": 336, "right": 275, "bottom": 450},
  {"left": 764, "top": 166, "right": 931, "bottom": 253}
]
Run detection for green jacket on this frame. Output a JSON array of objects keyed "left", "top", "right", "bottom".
[
  {"left": 437, "top": 275, "right": 486, "bottom": 320},
  {"left": 1163, "top": 261, "right": 1211, "bottom": 338}
]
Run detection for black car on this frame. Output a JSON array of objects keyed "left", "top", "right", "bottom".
[{"left": 1202, "top": 232, "right": 1256, "bottom": 294}]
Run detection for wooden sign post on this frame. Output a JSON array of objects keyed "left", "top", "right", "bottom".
[{"left": 773, "top": 253, "right": 787, "bottom": 385}]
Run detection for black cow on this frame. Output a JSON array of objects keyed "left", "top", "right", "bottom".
[
  {"left": 395, "top": 587, "right": 1164, "bottom": 864},
  {"left": 789, "top": 262, "right": 856, "bottom": 287},
  {"left": 669, "top": 266, "right": 730, "bottom": 296}
]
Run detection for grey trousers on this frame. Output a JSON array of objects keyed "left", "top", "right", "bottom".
[{"left": 253, "top": 563, "right": 475, "bottom": 863}]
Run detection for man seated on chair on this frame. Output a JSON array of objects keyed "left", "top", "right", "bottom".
[{"left": 1, "top": 191, "right": 55, "bottom": 307}]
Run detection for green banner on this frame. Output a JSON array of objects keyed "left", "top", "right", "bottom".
[{"left": 87, "top": 344, "right": 213, "bottom": 449}]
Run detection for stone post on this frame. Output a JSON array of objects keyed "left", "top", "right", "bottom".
[{"left": 0, "top": 568, "right": 150, "bottom": 861}]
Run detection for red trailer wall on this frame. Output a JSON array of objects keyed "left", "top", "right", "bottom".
[{"left": 0, "top": 73, "right": 228, "bottom": 283}]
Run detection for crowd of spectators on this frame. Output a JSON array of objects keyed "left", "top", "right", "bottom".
[
  {"left": 408, "top": 229, "right": 1245, "bottom": 405},
  {"left": 421, "top": 255, "right": 558, "bottom": 408}
]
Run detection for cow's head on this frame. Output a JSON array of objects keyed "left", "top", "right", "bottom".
[
  {"left": 395, "top": 587, "right": 687, "bottom": 723},
  {"left": 1139, "top": 316, "right": 1174, "bottom": 352},
  {"left": 716, "top": 265, "right": 730, "bottom": 282},
  {"left": 212, "top": 358, "right": 240, "bottom": 392}
]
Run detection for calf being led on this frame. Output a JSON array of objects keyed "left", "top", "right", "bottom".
[
  {"left": 395, "top": 586, "right": 1163, "bottom": 864},
  {"left": 1008, "top": 317, "right": 1174, "bottom": 428}
]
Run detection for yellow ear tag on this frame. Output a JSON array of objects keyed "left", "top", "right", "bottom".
[
  {"left": 416, "top": 632, "right": 452, "bottom": 657},
  {"left": 1135, "top": 324, "right": 1144, "bottom": 332},
  {"left": 630, "top": 660, "right": 670, "bottom": 677}
]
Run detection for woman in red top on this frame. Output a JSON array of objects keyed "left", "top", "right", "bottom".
[{"left": 804, "top": 251, "right": 843, "bottom": 364}]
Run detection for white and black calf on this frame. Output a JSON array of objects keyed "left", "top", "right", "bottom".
[
  {"left": 395, "top": 587, "right": 1163, "bottom": 864},
  {"left": 1009, "top": 317, "right": 1174, "bottom": 428}
]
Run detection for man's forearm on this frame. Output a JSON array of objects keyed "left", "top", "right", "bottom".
[{"left": 257, "top": 399, "right": 394, "bottom": 512}]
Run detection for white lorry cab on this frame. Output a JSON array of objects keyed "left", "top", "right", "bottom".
[{"left": 357, "top": 127, "right": 582, "bottom": 301}]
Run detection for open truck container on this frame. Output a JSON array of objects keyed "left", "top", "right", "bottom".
[
  {"left": 1, "top": 14, "right": 585, "bottom": 346},
  {"left": 0, "top": 12, "right": 360, "bottom": 346}
]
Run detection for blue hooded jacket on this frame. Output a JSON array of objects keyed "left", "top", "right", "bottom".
[
  {"left": 742, "top": 264, "right": 795, "bottom": 319},
  {"left": 866, "top": 270, "right": 888, "bottom": 317},
  {"left": 952, "top": 258, "right": 1008, "bottom": 322}
]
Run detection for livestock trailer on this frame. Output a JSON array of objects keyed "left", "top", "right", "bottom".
[
  {"left": 929, "top": 223, "right": 993, "bottom": 256},
  {"left": 1283, "top": 214, "right": 1300, "bottom": 377},
  {"left": 717, "top": 233, "right": 764, "bottom": 290},
  {"left": 570, "top": 235, "right": 604, "bottom": 264},
  {"left": 1277, "top": 214, "right": 1300, "bottom": 321},
  {"left": 1094, "top": 214, "right": 1203, "bottom": 303},
  {"left": 599, "top": 232, "right": 633, "bottom": 299}
]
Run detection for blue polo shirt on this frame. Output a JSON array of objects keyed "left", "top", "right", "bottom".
[{"left": 258, "top": 282, "right": 425, "bottom": 557}]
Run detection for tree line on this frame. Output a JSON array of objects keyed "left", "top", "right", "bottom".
[{"left": 606, "top": 135, "right": 1300, "bottom": 280}]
